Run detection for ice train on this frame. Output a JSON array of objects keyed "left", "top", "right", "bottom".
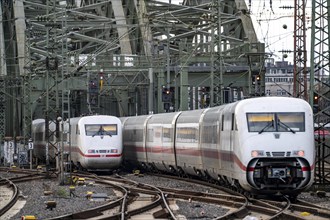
[
  {"left": 32, "top": 115, "right": 123, "bottom": 170},
  {"left": 121, "top": 97, "right": 315, "bottom": 196}
]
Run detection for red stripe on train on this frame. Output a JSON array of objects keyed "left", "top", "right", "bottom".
[
  {"left": 78, "top": 148, "right": 121, "bottom": 158},
  {"left": 126, "top": 145, "right": 248, "bottom": 171},
  {"left": 83, "top": 154, "right": 122, "bottom": 158},
  {"left": 125, "top": 145, "right": 313, "bottom": 173}
]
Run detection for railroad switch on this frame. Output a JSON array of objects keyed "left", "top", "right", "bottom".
[
  {"left": 69, "top": 185, "right": 77, "bottom": 197},
  {"left": 21, "top": 215, "right": 37, "bottom": 220},
  {"left": 86, "top": 191, "right": 93, "bottom": 199},
  {"left": 77, "top": 177, "right": 85, "bottom": 185},
  {"left": 37, "top": 165, "right": 43, "bottom": 170},
  {"left": 133, "top": 170, "right": 140, "bottom": 175},
  {"left": 45, "top": 201, "right": 57, "bottom": 210},
  {"left": 72, "top": 176, "right": 79, "bottom": 183}
]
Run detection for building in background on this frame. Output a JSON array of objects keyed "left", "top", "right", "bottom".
[{"left": 265, "top": 58, "right": 310, "bottom": 97}]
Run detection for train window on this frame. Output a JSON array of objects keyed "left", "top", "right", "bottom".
[
  {"left": 36, "top": 132, "right": 43, "bottom": 141},
  {"left": 103, "top": 125, "right": 118, "bottom": 134},
  {"left": 221, "top": 115, "right": 224, "bottom": 131},
  {"left": 202, "top": 125, "right": 217, "bottom": 144},
  {"left": 76, "top": 125, "right": 79, "bottom": 135},
  {"left": 85, "top": 124, "right": 118, "bottom": 136},
  {"left": 277, "top": 112, "right": 305, "bottom": 132},
  {"left": 63, "top": 133, "right": 68, "bottom": 142},
  {"left": 176, "top": 127, "right": 198, "bottom": 143},
  {"left": 135, "top": 129, "right": 143, "bottom": 142},
  {"left": 125, "top": 129, "right": 142, "bottom": 142},
  {"left": 163, "top": 127, "right": 172, "bottom": 142},
  {"left": 231, "top": 113, "right": 235, "bottom": 131},
  {"left": 247, "top": 113, "right": 276, "bottom": 133},
  {"left": 147, "top": 128, "right": 154, "bottom": 142},
  {"left": 247, "top": 112, "right": 305, "bottom": 133}
]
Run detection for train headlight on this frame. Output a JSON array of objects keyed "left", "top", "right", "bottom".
[
  {"left": 293, "top": 150, "right": 304, "bottom": 157},
  {"left": 110, "top": 149, "right": 118, "bottom": 153},
  {"left": 251, "top": 150, "right": 264, "bottom": 157},
  {"left": 88, "top": 149, "right": 95, "bottom": 153}
]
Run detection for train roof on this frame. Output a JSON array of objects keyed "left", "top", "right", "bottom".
[{"left": 32, "top": 119, "right": 45, "bottom": 124}]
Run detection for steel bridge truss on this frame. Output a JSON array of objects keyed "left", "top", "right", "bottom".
[{"left": 0, "top": 0, "right": 264, "bottom": 173}]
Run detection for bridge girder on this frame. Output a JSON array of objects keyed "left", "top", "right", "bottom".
[{"left": 0, "top": 0, "right": 264, "bottom": 138}]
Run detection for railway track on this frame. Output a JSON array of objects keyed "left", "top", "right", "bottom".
[
  {"left": 120, "top": 172, "right": 330, "bottom": 220},
  {"left": 0, "top": 168, "right": 47, "bottom": 219},
  {"left": 1, "top": 167, "right": 330, "bottom": 219},
  {"left": 0, "top": 177, "right": 19, "bottom": 217}
]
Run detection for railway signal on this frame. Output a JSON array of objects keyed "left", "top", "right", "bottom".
[
  {"left": 88, "top": 79, "right": 99, "bottom": 106},
  {"left": 252, "top": 74, "right": 261, "bottom": 85},
  {"left": 313, "top": 93, "right": 319, "bottom": 113},
  {"left": 162, "top": 87, "right": 172, "bottom": 102}
]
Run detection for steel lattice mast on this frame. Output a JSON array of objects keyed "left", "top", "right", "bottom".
[
  {"left": 210, "top": 0, "right": 223, "bottom": 106},
  {"left": 310, "top": 0, "right": 330, "bottom": 187},
  {"left": 293, "top": 0, "right": 308, "bottom": 99}
]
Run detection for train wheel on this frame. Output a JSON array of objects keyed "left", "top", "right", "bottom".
[
  {"left": 76, "top": 162, "right": 84, "bottom": 171},
  {"left": 288, "top": 194, "right": 298, "bottom": 202},
  {"left": 177, "top": 167, "right": 187, "bottom": 178}
]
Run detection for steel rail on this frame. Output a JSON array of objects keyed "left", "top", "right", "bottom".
[{"left": 0, "top": 178, "right": 19, "bottom": 217}]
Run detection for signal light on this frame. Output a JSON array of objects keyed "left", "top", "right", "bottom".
[
  {"left": 162, "top": 88, "right": 172, "bottom": 102},
  {"left": 99, "top": 72, "right": 104, "bottom": 90},
  {"left": 313, "top": 94, "right": 319, "bottom": 104},
  {"left": 313, "top": 93, "right": 319, "bottom": 113},
  {"left": 252, "top": 74, "right": 261, "bottom": 85}
]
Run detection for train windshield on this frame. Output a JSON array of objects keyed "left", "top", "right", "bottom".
[
  {"left": 246, "top": 112, "right": 305, "bottom": 133},
  {"left": 85, "top": 124, "right": 118, "bottom": 136}
]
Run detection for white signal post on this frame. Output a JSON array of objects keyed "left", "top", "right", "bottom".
[{"left": 28, "top": 138, "right": 33, "bottom": 169}]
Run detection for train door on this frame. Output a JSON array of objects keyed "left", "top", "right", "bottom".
[
  {"left": 175, "top": 110, "right": 204, "bottom": 176},
  {"left": 200, "top": 108, "right": 220, "bottom": 180},
  {"left": 219, "top": 106, "right": 232, "bottom": 176},
  {"left": 172, "top": 112, "right": 181, "bottom": 170},
  {"left": 143, "top": 116, "right": 152, "bottom": 164},
  {"left": 230, "top": 112, "right": 235, "bottom": 154},
  {"left": 218, "top": 111, "right": 223, "bottom": 172},
  {"left": 145, "top": 122, "right": 162, "bottom": 169}
]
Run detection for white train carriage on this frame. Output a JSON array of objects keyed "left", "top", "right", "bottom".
[
  {"left": 32, "top": 115, "right": 123, "bottom": 170},
  {"left": 145, "top": 112, "right": 181, "bottom": 172},
  {"left": 121, "top": 115, "right": 151, "bottom": 165},
  {"left": 174, "top": 109, "right": 205, "bottom": 176},
  {"left": 121, "top": 97, "right": 315, "bottom": 196}
]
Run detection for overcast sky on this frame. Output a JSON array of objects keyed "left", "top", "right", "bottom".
[{"left": 249, "top": 0, "right": 312, "bottom": 63}]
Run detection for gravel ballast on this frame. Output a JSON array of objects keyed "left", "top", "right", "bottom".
[
  {"left": 10, "top": 178, "right": 117, "bottom": 220},
  {"left": 2, "top": 171, "right": 330, "bottom": 220}
]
